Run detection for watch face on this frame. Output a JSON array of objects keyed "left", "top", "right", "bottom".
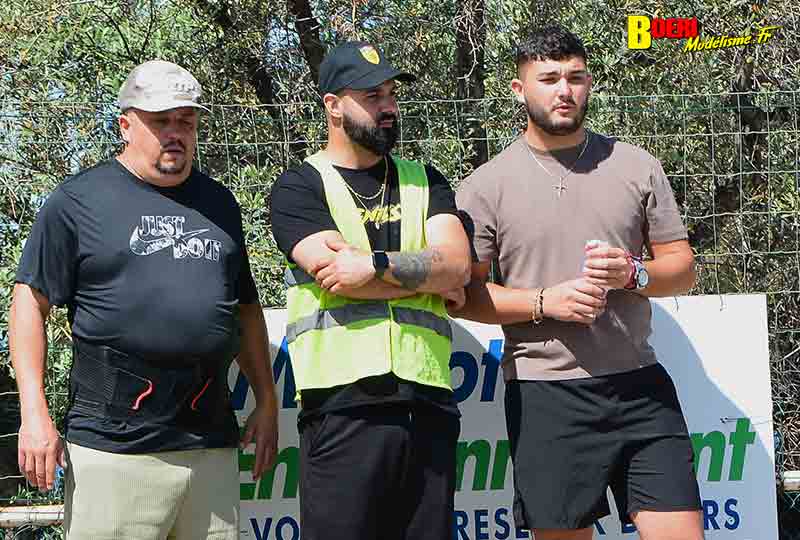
[
  {"left": 373, "top": 251, "right": 389, "bottom": 270},
  {"left": 636, "top": 265, "right": 649, "bottom": 288}
]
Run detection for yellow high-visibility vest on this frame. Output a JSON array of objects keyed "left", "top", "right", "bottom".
[{"left": 285, "top": 151, "right": 453, "bottom": 395}]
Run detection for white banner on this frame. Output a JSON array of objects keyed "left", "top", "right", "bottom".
[{"left": 230, "top": 294, "right": 777, "bottom": 539}]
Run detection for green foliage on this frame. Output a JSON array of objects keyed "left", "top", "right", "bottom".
[{"left": 0, "top": 0, "right": 798, "bottom": 536}]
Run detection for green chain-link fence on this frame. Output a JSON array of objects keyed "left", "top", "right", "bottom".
[{"left": 1, "top": 91, "right": 799, "bottom": 538}]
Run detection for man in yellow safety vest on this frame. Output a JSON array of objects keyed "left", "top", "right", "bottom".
[{"left": 270, "top": 41, "right": 471, "bottom": 540}]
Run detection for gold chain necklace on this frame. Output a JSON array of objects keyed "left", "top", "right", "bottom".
[
  {"left": 524, "top": 133, "right": 591, "bottom": 199},
  {"left": 343, "top": 157, "right": 388, "bottom": 202},
  {"left": 345, "top": 157, "right": 390, "bottom": 230}
]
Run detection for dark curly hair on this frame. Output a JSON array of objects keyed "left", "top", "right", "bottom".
[{"left": 516, "top": 25, "right": 587, "bottom": 73}]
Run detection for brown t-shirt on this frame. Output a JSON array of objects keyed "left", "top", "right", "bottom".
[{"left": 456, "top": 132, "right": 687, "bottom": 380}]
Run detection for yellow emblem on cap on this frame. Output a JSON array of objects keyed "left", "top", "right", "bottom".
[{"left": 359, "top": 46, "right": 380, "bottom": 65}]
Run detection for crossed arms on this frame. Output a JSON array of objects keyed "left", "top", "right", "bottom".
[{"left": 290, "top": 213, "right": 471, "bottom": 301}]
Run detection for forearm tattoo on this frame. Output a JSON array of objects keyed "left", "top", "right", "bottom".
[{"left": 388, "top": 248, "right": 442, "bottom": 290}]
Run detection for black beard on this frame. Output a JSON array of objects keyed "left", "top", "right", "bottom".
[
  {"left": 526, "top": 95, "right": 590, "bottom": 136},
  {"left": 342, "top": 113, "right": 398, "bottom": 155}
]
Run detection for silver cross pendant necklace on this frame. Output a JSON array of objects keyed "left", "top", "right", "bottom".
[{"left": 524, "top": 132, "right": 591, "bottom": 199}]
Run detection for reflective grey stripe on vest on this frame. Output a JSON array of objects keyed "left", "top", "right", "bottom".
[
  {"left": 392, "top": 307, "right": 453, "bottom": 341},
  {"left": 287, "top": 303, "right": 452, "bottom": 343},
  {"left": 285, "top": 267, "right": 315, "bottom": 287},
  {"left": 287, "top": 301, "right": 390, "bottom": 343}
]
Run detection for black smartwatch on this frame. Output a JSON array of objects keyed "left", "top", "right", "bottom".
[{"left": 372, "top": 251, "right": 390, "bottom": 278}]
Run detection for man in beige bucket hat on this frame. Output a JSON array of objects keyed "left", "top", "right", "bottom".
[{"left": 10, "top": 60, "right": 278, "bottom": 539}]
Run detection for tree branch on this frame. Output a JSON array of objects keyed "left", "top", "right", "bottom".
[
  {"left": 93, "top": 2, "right": 135, "bottom": 61},
  {"left": 138, "top": 0, "right": 158, "bottom": 62}
]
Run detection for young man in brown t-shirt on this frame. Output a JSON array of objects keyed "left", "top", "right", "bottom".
[{"left": 455, "top": 26, "right": 703, "bottom": 540}]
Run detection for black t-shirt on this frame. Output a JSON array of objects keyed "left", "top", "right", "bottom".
[
  {"left": 16, "top": 159, "right": 257, "bottom": 452},
  {"left": 270, "top": 156, "right": 460, "bottom": 418}
]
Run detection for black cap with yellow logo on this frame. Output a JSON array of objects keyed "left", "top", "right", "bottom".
[{"left": 318, "top": 41, "right": 416, "bottom": 95}]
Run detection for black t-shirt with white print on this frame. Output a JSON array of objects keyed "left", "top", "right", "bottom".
[
  {"left": 270, "top": 156, "right": 460, "bottom": 419},
  {"left": 16, "top": 158, "right": 257, "bottom": 452}
]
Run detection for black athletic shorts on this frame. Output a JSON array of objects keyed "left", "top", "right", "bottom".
[
  {"left": 298, "top": 402, "right": 461, "bottom": 540},
  {"left": 505, "top": 363, "right": 702, "bottom": 530}
]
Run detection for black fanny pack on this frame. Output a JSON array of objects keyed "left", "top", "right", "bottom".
[{"left": 69, "top": 339, "right": 233, "bottom": 429}]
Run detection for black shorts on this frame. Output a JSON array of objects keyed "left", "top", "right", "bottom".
[
  {"left": 298, "top": 403, "right": 461, "bottom": 540},
  {"left": 505, "top": 363, "right": 702, "bottom": 530}
]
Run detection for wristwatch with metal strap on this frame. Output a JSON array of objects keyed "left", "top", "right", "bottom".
[{"left": 624, "top": 254, "right": 649, "bottom": 290}]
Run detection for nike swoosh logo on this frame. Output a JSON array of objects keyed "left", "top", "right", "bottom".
[{"left": 129, "top": 227, "right": 209, "bottom": 256}]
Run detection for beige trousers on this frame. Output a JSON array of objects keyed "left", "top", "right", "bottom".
[{"left": 64, "top": 442, "right": 239, "bottom": 540}]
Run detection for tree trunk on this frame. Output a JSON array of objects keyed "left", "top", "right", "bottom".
[
  {"left": 288, "top": 0, "right": 325, "bottom": 87},
  {"left": 455, "top": 0, "right": 488, "bottom": 172}
]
